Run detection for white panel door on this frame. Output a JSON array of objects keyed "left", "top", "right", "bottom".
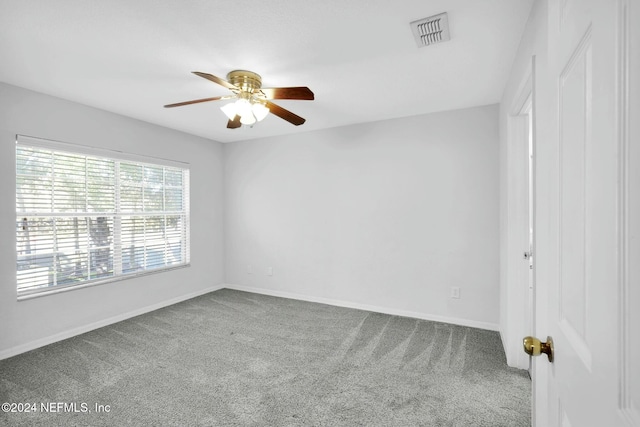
[{"left": 534, "top": 0, "right": 639, "bottom": 426}]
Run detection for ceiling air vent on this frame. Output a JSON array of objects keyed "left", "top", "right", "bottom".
[{"left": 410, "top": 12, "right": 450, "bottom": 48}]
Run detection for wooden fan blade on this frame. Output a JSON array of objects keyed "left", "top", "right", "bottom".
[
  {"left": 164, "top": 96, "right": 227, "bottom": 108},
  {"left": 259, "top": 87, "right": 314, "bottom": 100},
  {"left": 265, "top": 101, "right": 306, "bottom": 126},
  {"left": 227, "top": 115, "right": 242, "bottom": 129},
  {"left": 192, "top": 71, "right": 238, "bottom": 91}
]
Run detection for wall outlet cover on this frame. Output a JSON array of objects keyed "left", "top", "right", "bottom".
[{"left": 450, "top": 287, "right": 460, "bottom": 299}]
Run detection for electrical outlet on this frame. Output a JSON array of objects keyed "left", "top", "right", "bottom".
[
  {"left": 247, "top": 265, "right": 252, "bottom": 274},
  {"left": 267, "top": 267, "right": 273, "bottom": 276},
  {"left": 450, "top": 287, "right": 460, "bottom": 299}
]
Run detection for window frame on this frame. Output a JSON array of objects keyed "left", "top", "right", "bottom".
[{"left": 15, "top": 135, "right": 191, "bottom": 300}]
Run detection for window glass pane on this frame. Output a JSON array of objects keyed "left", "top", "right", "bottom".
[
  {"left": 121, "top": 216, "right": 144, "bottom": 273},
  {"left": 88, "top": 183, "right": 115, "bottom": 212},
  {"left": 144, "top": 188, "right": 164, "bottom": 212},
  {"left": 16, "top": 217, "right": 54, "bottom": 291},
  {"left": 16, "top": 176, "right": 52, "bottom": 213},
  {"left": 55, "top": 217, "right": 89, "bottom": 286},
  {"left": 53, "top": 179, "right": 85, "bottom": 212},
  {"left": 165, "top": 169, "right": 182, "bottom": 187},
  {"left": 16, "top": 147, "right": 51, "bottom": 176},
  {"left": 56, "top": 217, "right": 88, "bottom": 253},
  {"left": 56, "top": 249, "right": 88, "bottom": 286},
  {"left": 54, "top": 152, "right": 85, "bottom": 180},
  {"left": 120, "top": 163, "right": 143, "bottom": 183},
  {"left": 121, "top": 185, "right": 143, "bottom": 212},
  {"left": 165, "top": 187, "right": 183, "bottom": 211},
  {"left": 88, "top": 216, "right": 113, "bottom": 279},
  {"left": 145, "top": 216, "right": 165, "bottom": 269},
  {"left": 52, "top": 152, "right": 86, "bottom": 212},
  {"left": 87, "top": 157, "right": 115, "bottom": 180},
  {"left": 165, "top": 215, "right": 184, "bottom": 265},
  {"left": 87, "top": 158, "right": 115, "bottom": 212},
  {"left": 144, "top": 166, "right": 163, "bottom": 185}
]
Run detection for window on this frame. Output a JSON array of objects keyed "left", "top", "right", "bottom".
[{"left": 16, "top": 135, "right": 190, "bottom": 298}]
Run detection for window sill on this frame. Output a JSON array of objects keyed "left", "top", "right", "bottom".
[{"left": 17, "top": 263, "right": 191, "bottom": 301}]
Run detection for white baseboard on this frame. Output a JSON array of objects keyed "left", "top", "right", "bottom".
[
  {"left": 223, "top": 284, "right": 499, "bottom": 331},
  {"left": 1, "top": 283, "right": 498, "bottom": 361},
  {"left": 0, "top": 283, "right": 225, "bottom": 361}
]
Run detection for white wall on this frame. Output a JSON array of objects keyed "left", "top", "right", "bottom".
[
  {"left": 498, "top": 0, "right": 546, "bottom": 368},
  {"left": 224, "top": 105, "right": 500, "bottom": 330},
  {"left": 0, "top": 83, "right": 225, "bottom": 358}
]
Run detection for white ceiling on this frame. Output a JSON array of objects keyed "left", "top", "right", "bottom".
[{"left": 0, "top": 0, "right": 533, "bottom": 143}]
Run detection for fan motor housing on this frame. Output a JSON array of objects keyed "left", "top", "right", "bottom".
[{"left": 227, "top": 70, "right": 262, "bottom": 92}]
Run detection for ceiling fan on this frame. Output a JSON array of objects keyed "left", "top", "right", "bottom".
[{"left": 164, "top": 70, "right": 314, "bottom": 129}]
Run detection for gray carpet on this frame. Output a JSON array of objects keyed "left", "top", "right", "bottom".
[{"left": 0, "top": 289, "right": 530, "bottom": 426}]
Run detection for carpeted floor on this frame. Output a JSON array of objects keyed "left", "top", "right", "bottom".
[{"left": 0, "top": 289, "right": 530, "bottom": 426}]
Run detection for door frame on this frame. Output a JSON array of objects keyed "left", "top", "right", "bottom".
[{"left": 504, "top": 57, "right": 537, "bottom": 372}]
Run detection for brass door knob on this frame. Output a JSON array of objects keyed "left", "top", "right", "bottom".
[{"left": 523, "top": 336, "right": 554, "bottom": 362}]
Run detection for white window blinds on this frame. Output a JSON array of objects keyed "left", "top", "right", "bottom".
[{"left": 16, "top": 136, "right": 190, "bottom": 298}]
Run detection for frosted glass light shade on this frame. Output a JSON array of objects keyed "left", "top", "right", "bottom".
[
  {"left": 236, "top": 99, "right": 252, "bottom": 118},
  {"left": 220, "top": 103, "right": 238, "bottom": 120},
  {"left": 252, "top": 103, "right": 269, "bottom": 121}
]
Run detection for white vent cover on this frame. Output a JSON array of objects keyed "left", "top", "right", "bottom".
[{"left": 410, "top": 12, "right": 450, "bottom": 47}]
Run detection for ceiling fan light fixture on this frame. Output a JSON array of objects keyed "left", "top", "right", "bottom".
[{"left": 165, "top": 70, "right": 313, "bottom": 129}]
